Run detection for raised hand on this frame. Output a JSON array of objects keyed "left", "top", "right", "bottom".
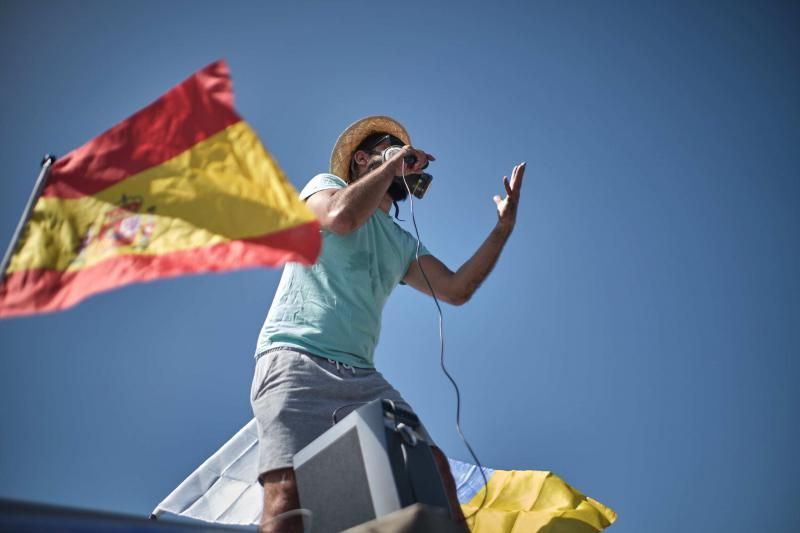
[{"left": 493, "top": 162, "right": 526, "bottom": 233}]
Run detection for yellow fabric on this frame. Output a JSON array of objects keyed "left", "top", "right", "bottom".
[
  {"left": 9, "top": 122, "right": 315, "bottom": 273},
  {"left": 462, "top": 470, "right": 616, "bottom": 533}
]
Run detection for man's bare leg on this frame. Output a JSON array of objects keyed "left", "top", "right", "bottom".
[
  {"left": 259, "top": 468, "right": 302, "bottom": 533},
  {"left": 431, "top": 446, "right": 468, "bottom": 526}
]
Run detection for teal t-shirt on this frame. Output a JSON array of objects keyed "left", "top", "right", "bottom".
[{"left": 255, "top": 173, "right": 430, "bottom": 368}]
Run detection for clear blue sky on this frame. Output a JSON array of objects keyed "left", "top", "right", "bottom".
[{"left": 1, "top": 1, "right": 798, "bottom": 531}]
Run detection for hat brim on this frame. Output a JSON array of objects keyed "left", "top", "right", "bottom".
[{"left": 330, "top": 116, "right": 411, "bottom": 182}]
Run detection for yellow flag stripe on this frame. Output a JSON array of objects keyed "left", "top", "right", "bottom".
[
  {"left": 9, "top": 122, "right": 315, "bottom": 273},
  {"left": 461, "top": 470, "right": 617, "bottom": 532}
]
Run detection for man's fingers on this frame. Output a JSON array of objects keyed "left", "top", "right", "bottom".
[
  {"left": 511, "top": 162, "right": 526, "bottom": 196},
  {"left": 413, "top": 149, "right": 432, "bottom": 171},
  {"left": 496, "top": 163, "right": 527, "bottom": 212}
]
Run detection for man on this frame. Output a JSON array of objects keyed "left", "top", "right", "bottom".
[{"left": 251, "top": 116, "right": 525, "bottom": 532}]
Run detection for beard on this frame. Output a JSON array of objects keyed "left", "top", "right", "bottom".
[
  {"left": 387, "top": 179, "right": 409, "bottom": 202},
  {"left": 365, "top": 156, "right": 409, "bottom": 202}
]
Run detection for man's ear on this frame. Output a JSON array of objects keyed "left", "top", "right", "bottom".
[{"left": 353, "top": 150, "right": 369, "bottom": 167}]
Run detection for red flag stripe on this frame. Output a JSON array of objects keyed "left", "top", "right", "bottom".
[
  {"left": 0, "top": 220, "right": 321, "bottom": 318},
  {"left": 42, "top": 60, "right": 241, "bottom": 199}
]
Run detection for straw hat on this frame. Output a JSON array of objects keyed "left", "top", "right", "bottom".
[{"left": 329, "top": 115, "right": 411, "bottom": 182}]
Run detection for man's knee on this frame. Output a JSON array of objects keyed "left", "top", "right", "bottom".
[
  {"left": 260, "top": 468, "right": 301, "bottom": 532},
  {"left": 260, "top": 467, "right": 297, "bottom": 486},
  {"left": 261, "top": 468, "right": 299, "bottom": 504}
]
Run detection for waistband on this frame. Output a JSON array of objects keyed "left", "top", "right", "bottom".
[
  {"left": 256, "top": 346, "right": 370, "bottom": 375},
  {"left": 256, "top": 345, "right": 316, "bottom": 360}
]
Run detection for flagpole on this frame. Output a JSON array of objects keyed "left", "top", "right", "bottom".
[{"left": 0, "top": 154, "right": 57, "bottom": 283}]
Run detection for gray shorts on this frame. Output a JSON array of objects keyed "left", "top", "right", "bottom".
[{"left": 250, "top": 347, "right": 431, "bottom": 479}]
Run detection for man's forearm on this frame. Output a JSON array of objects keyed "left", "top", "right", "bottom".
[
  {"left": 450, "top": 223, "right": 513, "bottom": 304},
  {"left": 405, "top": 162, "right": 524, "bottom": 305},
  {"left": 327, "top": 153, "right": 408, "bottom": 231}
]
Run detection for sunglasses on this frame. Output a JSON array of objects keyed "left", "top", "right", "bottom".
[{"left": 363, "top": 134, "right": 406, "bottom": 152}]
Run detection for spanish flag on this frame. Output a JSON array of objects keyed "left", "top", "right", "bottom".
[{"left": 0, "top": 60, "right": 320, "bottom": 319}]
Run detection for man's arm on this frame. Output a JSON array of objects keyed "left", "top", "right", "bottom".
[
  {"left": 306, "top": 146, "right": 431, "bottom": 235},
  {"left": 403, "top": 162, "right": 526, "bottom": 306}
]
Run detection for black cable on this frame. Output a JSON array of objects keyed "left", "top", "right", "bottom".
[
  {"left": 331, "top": 402, "right": 367, "bottom": 426},
  {"left": 400, "top": 162, "right": 489, "bottom": 523}
]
